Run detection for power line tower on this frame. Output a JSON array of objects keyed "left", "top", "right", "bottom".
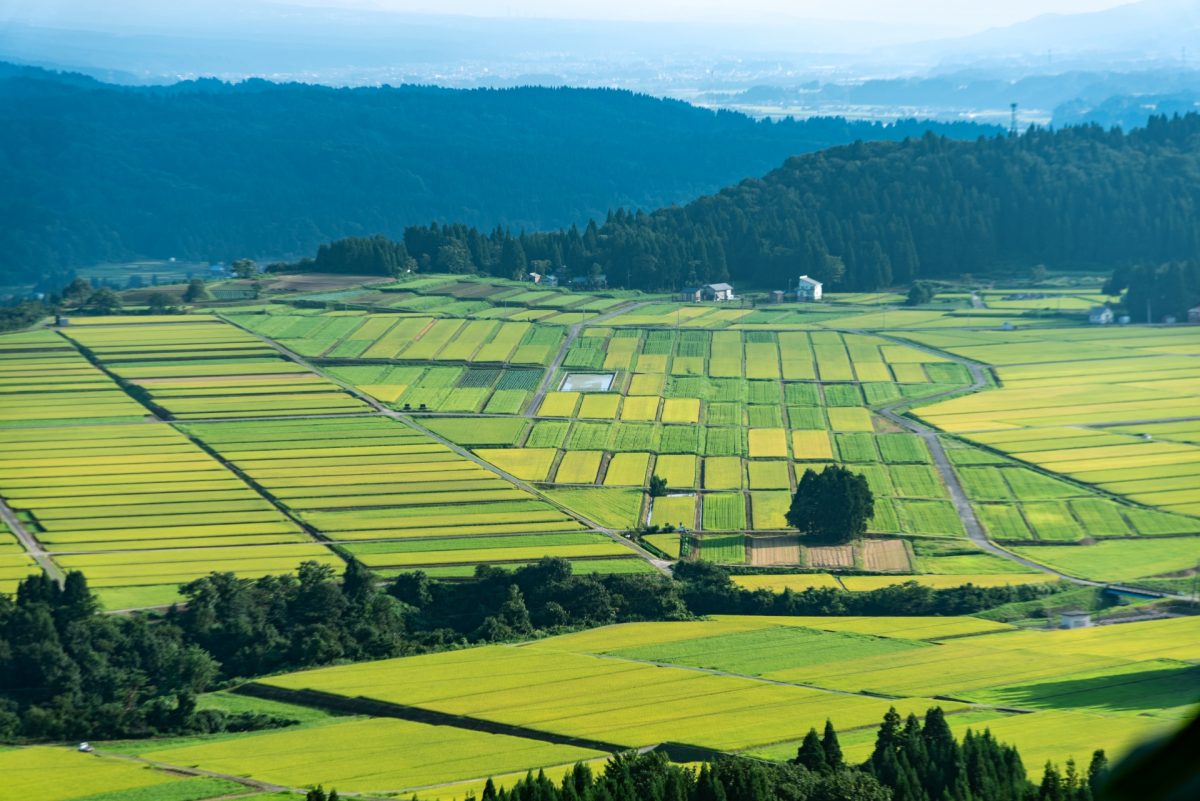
[{"left": 1009, "top": 103, "right": 1019, "bottom": 138}]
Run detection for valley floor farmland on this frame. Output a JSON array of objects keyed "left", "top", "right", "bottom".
[
  {"left": 1, "top": 279, "right": 1198, "bottom": 600},
  {"left": 18, "top": 614, "right": 1186, "bottom": 798},
  {"left": 0, "top": 276, "right": 1198, "bottom": 798}
]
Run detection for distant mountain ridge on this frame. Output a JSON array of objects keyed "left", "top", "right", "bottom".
[{"left": 0, "top": 64, "right": 997, "bottom": 291}]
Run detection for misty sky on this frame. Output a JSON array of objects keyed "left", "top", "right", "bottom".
[
  {"left": 284, "top": 0, "right": 1133, "bottom": 28},
  {"left": 8, "top": 0, "right": 1137, "bottom": 32}
]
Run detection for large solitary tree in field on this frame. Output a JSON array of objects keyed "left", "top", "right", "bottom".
[{"left": 786, "top": 465, "right": 874, "bottom": 544}]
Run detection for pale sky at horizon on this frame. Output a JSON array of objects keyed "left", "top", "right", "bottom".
[
  {"left": 6, "top": 0, "right": 1140, "bottom": 32},
  {"left": 291, "top": 0, "right": 1135, "bottom": 28}
]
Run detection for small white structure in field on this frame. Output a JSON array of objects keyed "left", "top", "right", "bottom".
[
  {"left": 1088, "top": 306, "right": 1114, "bottom": 325},
  {"left": 1059, "top": 610, "right": 1092, "bottom": 629},
  {"left": 795, "top": 275, "right": 823, "bottom": 301},
  {"left": 78, "top": 742, "right": 93, "bottom": 752}
]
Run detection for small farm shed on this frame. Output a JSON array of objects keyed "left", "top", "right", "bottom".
[
  {"left": 1088, "top": 306, "right": 1114, "bottom": 325},
  {"left": 1059, "top": 610, "right": 1093, "bottom": 629},
  {"left": 702, "top": 283, "right": 735, "bottom": 301}
]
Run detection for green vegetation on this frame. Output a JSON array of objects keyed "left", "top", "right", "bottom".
[{"left": 787, "top": 466, "right": 875, "bottom": 544}]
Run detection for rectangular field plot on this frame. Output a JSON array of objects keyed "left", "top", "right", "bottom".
[
  {"left": 732, "top": 573, "right": 842, "bottom": 592},
  {"left": 694, "top": 533, "right": 746, "bottom": 562},
  {"left": 839, "top": 574, "right": 1052, "bottom": 591},
  {"left": 748, "top": 428, "right": 788, "bottom": 458},
  {"left": 1009, "top": 539, "right": 1200, "bottom": 583},
  {"left": 649, "top": 495, "right": 697, "bottom": 528},
  {"left": 702, "top": 493, "right": 747, "bottom": 530},
  {"left": 343, "top": 533, "right": 632, "bottom": 569},
  {"left": 142, "top": 716, "right": 606, "bottom": 795},
  {"left": 654, "top": 454, "right": 697, "bottom": 488},
  {"left": 791, "top": 430, "right": 834, "bottom": 460},
  {"left": 603, "top": 453, "right": 650, "bottom": 486},
  {"left": 749, "top": 492, "right": 791, "bottom": 530}
]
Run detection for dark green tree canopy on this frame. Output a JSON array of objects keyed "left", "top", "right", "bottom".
[
  {"left": 786, "top": 465, "right": 875, "bottom": 544},
  {"left": 1, "top": 64, "right": 996, "bottom": 290}
]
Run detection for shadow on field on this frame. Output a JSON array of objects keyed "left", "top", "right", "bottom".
[{"left": 978, "top": 663, "right": 1200, "bottom": 714}]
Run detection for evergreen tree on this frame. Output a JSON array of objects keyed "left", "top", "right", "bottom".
[
  {"left": 795, "top": 727, "right": 830, "bottom": 772},
  {"left": 822, "top": 718, "right": 844, "bottom": 770},
  {"left": 1085, "top": 750, "right": 1108, "bottom": 797}
]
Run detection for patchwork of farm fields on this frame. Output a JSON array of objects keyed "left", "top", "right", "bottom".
[
  {"left": 1, "top": 279, "right": 1196, "bottom": 606},
  {"left": 107, "top": 613, "right": 1183, "bottom": 794},
  {"left": 449, "top": 326, "right": 983, "bottom": 544},
  {"left": 183, "top": 417, "right": 645, "bottom": 575},
  {"left": 913, "top": 326, "right": 1200, "bottom": 516}
]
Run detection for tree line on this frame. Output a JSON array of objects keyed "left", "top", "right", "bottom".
[
  {"left": 674, "top": 561, "right": 1061, "bottom": 618},
  {"left": 1105, "top": 260, "right": 1200, "bottom": 322},
  {"left": 434, "top": 707, "right": 1108, "bottom": 801},
  {"left": 0, "top": 557, "right": 1064, "bottom": 741},
  {"left": 0, "top": 560, "right": 686, "bottom": 740},
  {"left": 323, "top": 114, "right": 1197, "bottom": 292}
]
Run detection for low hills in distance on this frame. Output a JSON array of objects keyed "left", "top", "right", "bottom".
[{"left": 0, "top": 64, "right": 993, "bottom": 291}]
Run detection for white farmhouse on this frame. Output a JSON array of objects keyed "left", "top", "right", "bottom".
[{"left": 796, "top": 275, "right": 823, "bottom": 301}]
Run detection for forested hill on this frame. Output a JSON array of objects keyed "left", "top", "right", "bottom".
[
  {"left": 398, "top": 113, "right": 1200, "bottom": 292},
  {"left": 0, "top": 64, "right": 993, "bottom": 290}
]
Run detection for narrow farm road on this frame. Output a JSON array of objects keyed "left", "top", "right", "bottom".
[
  {"left": 221, "top": 314, "right": 669, "bottom": 574},
  {"left": 0, "top": 497, "right": 64, "bottom": 586},
  {"left": 860, "top": 329, "right": 1187, "bottom": 598},
  {"left": 92, "top": 750, "right": 292, "bottom": 795},
  {"left": 526, "top": 299, "right": 652, "bottom": 417}
]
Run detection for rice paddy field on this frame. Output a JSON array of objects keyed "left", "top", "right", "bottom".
[
  {"left": 58, "top": 316, "right": 370, "bottom": 418},
  {"left": 454, "top": 325, "right": 982, "bottom": 548},
  {"left": 85, "top": 612, "right": 1177, "bottom": 794},
  {"left": 0, "top": 421, "right": 336, "bottom": 607},
  {"left": 0, "top": 747, "right": 249, "bottom": 801},
  {"left": 2, "top": 277, "right": 1196, "bottom": 605},
  {"left": 908, "top": 325, "right": 1200, "bottom": 586},
  {"left": 181, "top": 418, "right": 645, "bottom": 575}
]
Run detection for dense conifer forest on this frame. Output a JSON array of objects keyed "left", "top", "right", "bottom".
[
  {"left": 391, "top": 114, "right": 1200, "bottom": 291},
  {"left": 0, "top": 63, "right": 990, "bottom": 290}
]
